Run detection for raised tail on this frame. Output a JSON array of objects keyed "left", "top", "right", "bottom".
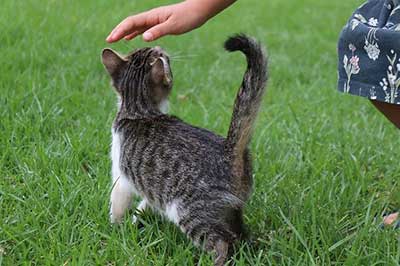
[{"left": 224, "top": 34, "right": 268, "bottom": 177}]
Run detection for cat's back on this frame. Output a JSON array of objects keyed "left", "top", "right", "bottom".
[
  {"left": 118, "top": 115, "right": 226, "bottom": 158},
  {"left": 118, "top": 116, "right": 233, "bottom": 181}
]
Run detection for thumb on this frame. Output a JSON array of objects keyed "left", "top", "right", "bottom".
[{"left": 143, "top": 21, "right": 171, "bottom": 42}]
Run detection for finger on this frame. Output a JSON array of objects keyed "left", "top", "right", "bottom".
[
  {"left": 107, "top": 12, "right": 154, "bottom": 42},
  {"left": 107, "top": 21, "right": 142, "bottom": 43},
  {"left": 124, "top": 30, "right": 143, "bottom": 41},
  {"left": 142, "top": 21, "right": 171, "bottom": 42}
]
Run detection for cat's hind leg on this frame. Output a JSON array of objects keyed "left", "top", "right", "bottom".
[
  {"left": 204, "top": 230, "right": 236, "bottom": 266},
  {"left": 213, "top": 240, "right": 230, "bottom": 266},
  {"left": 110, "top": 177, "right": 135, "bottom": 224},
  {"left": 179, "top": 215, "right": 236, "bottom": 266}
]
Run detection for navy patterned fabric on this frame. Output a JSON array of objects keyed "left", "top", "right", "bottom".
[{"left": 338, "top": 0, "right": 400, "bottom": 105}]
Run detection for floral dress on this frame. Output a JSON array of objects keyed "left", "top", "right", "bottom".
[{"left": 338, "top": 0, "right": 400, "bottom": 105}]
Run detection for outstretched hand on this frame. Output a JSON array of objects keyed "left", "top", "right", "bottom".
[
  {"left": 106, "top": 0, "right": 236, "bottom": 43},
  {"left": 106, "top": 2, "right": 209, "bottom": 43}
]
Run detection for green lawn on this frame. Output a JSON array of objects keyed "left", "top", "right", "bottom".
[{"left": 1, "top": 0, "right": 399, "bottom": 265}]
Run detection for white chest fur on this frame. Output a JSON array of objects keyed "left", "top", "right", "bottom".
[
  {"left": 159, "top": 99, "right": 169, "bottom": 114},
  {"left": 111, "top": 128, "right": 123, "bottom": 184},
  {"left": 110, "top": 128, "right": 138, "bottom": 223},
  {"left": 110, "top": 128, "right": 138, "bottom": 193}
]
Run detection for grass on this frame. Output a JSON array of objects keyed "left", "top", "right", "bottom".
[{"left": 1, "top": 0, "right": 399, "bottom": 265}]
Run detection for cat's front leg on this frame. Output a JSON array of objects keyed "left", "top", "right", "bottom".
[
  {"left": 132, "top": 200, "right": 148, "bottom": 224},
  {"left": 110, "top": 177, "right": 135, "bottom": 224}
]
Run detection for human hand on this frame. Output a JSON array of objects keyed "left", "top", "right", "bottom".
[
  {"left": 106, "top": 1, "right": 209, "bottom": 43},
  {"left": 106, "top": 0, "right": 236, "bottom": 43}
]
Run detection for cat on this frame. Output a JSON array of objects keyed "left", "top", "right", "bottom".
[{"left": 101, "top": 34, "right": 268, "bottom": 266}]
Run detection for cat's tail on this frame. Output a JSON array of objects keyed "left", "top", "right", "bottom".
[{"left": 224, "top": 34, "right": 268, "bottom": 180}]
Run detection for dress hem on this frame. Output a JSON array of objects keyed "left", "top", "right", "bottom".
[{"left": 337, "top": 78, "right": 400, "bottom": 105}]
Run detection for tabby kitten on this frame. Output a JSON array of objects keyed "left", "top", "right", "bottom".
[{"left": 102, "top": 35, "right": 267, "bottom": 266}]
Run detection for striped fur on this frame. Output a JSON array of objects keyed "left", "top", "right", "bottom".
[
  {"left": 224, "top": 34, "right": 268, "bottom": 201},
  {"left": 102, "top": 35, "right": 268, "bottom": 266}
]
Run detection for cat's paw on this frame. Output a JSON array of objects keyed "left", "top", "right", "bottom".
[
  {"left": 110, "top": 212, "right": 124, "bottom": 224},
  {"left": 132, "top": 213, "right": 139, "bottom": 224},
  {"left": 110, "top": 213, "right": 118, "bottom": 224},
  {"left": 132, "top": 200, "right": 148, "bottom": 225},
  {"left": 132, "top": 211, "right": 147, "bottom": 228}
]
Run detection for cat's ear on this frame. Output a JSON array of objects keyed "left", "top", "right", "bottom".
[
  {"left": 150, "top": 57, "right": 172, "bottom": 88},
  {"left": 101, "top": 48, "right": 127, "bottom": 81}
]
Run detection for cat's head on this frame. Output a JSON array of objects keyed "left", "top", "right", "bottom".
[{"left": 102, "top": 47, "right": 172, "bottom": 113}]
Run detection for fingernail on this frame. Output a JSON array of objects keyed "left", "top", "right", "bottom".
[{"left": 143, "top": 32, "right": 153, "bottom": 41}]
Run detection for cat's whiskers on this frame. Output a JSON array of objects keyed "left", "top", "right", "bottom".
[
  {"left": 168, "top": 55, "right": 200, "bottom": 62},
  {"left": 168, "top": 51, "right": 200, "bottom": 60},
  {"left": 169, "top": 55, "right": 199, "bottom": 59}
]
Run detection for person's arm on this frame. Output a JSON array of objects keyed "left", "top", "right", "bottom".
[{"left": 106, "top": 0, "right": 236, "bottom": 43}]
